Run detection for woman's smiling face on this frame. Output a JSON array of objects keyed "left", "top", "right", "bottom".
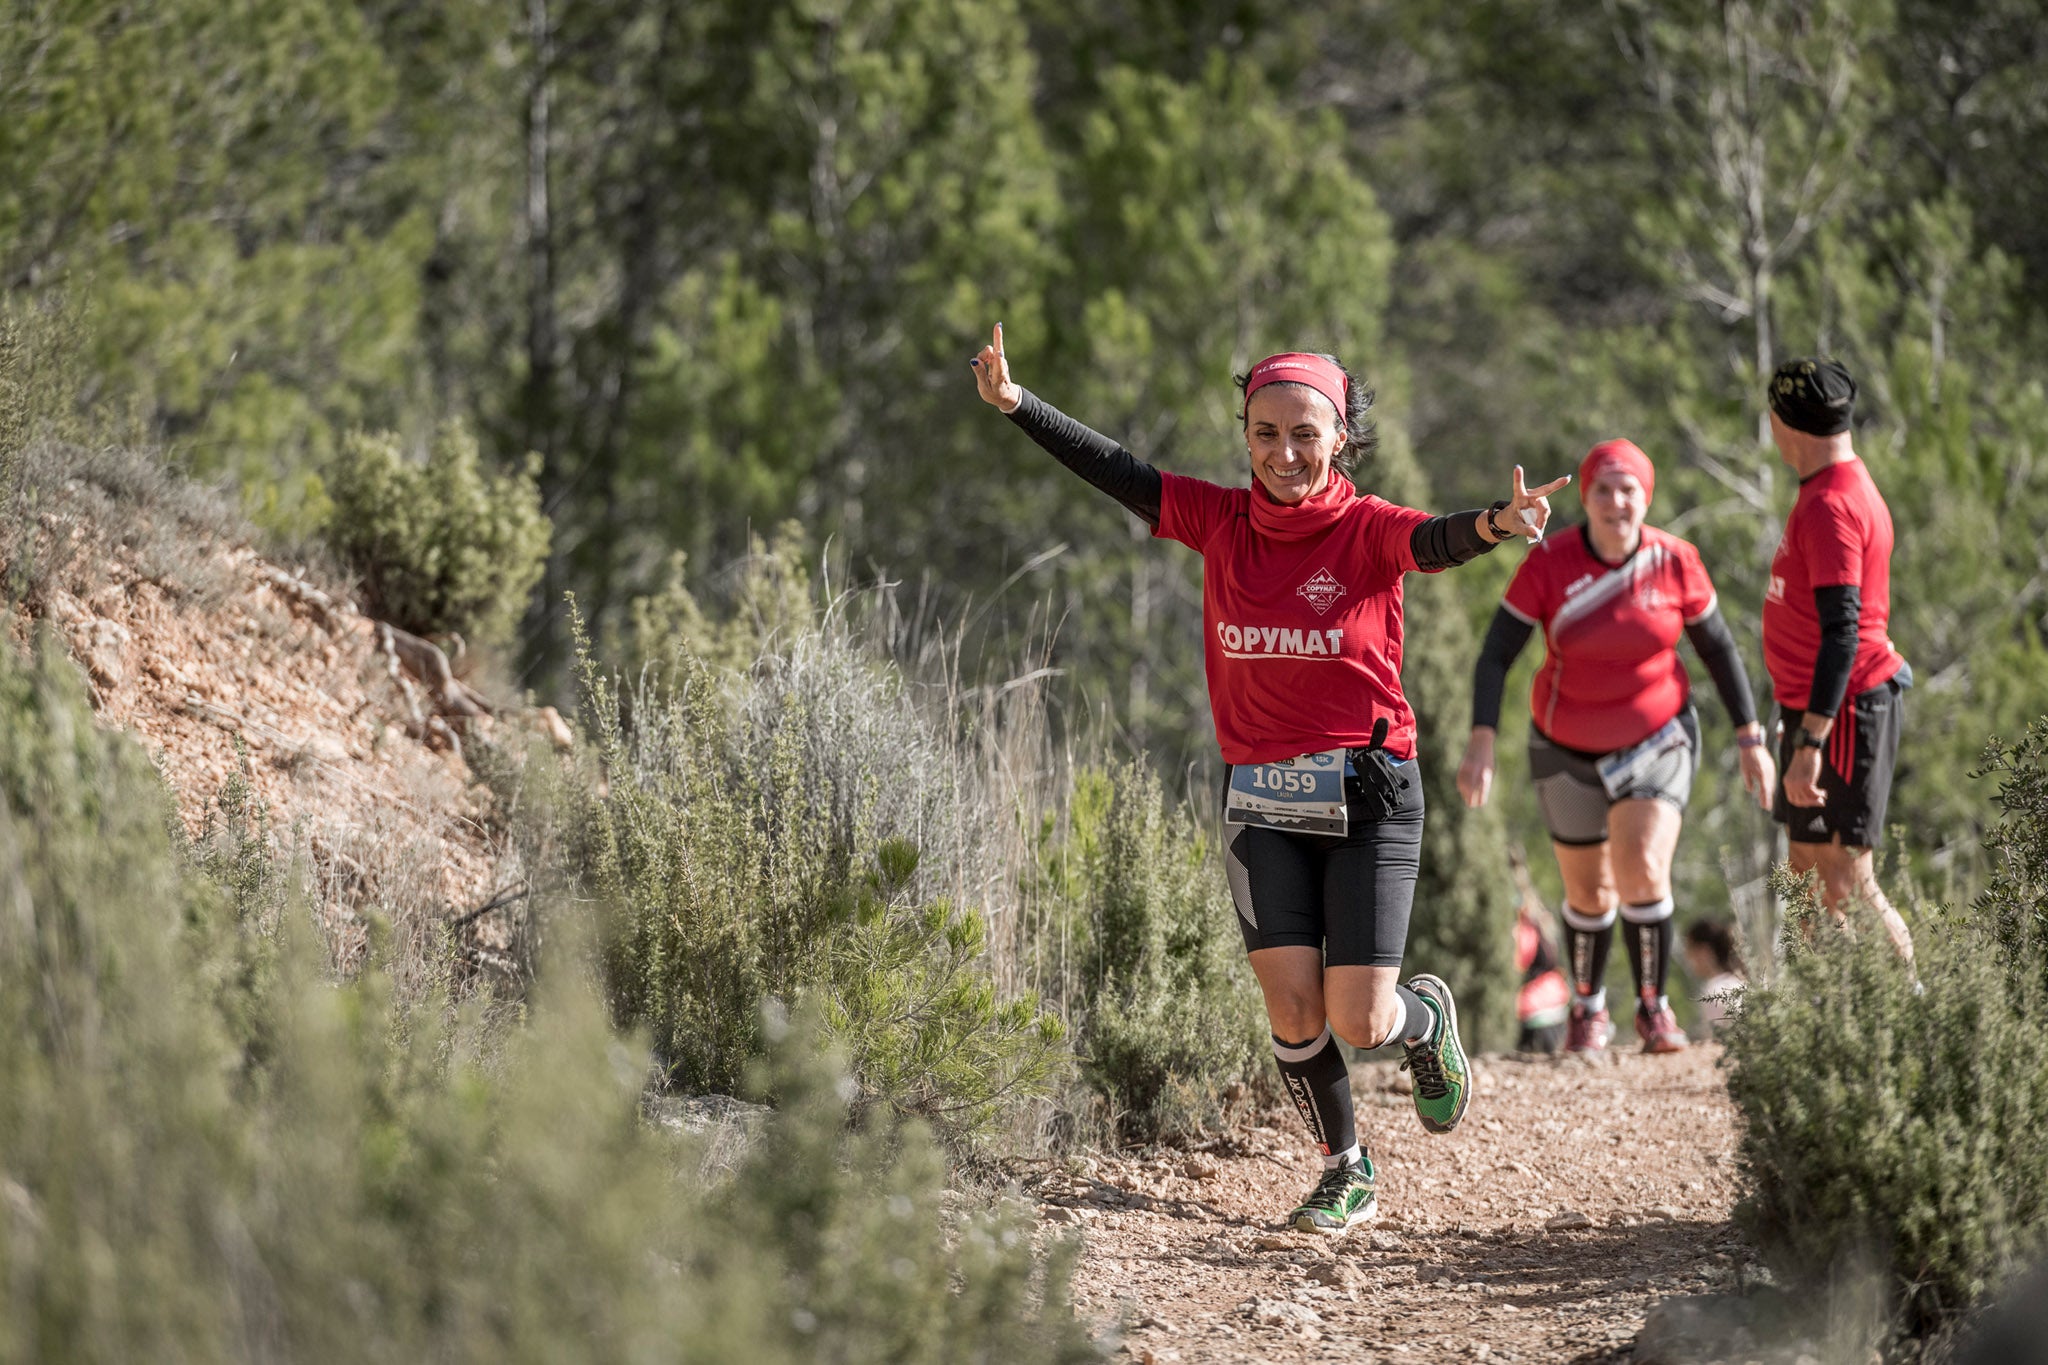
[
  {"left": 1584, "top": 468, "right": 1648, "bottom": 558},
  {"left": 1245, "top": 384, "right": 1344, "bottom": 504}
]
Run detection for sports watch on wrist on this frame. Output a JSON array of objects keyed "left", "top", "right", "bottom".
[{"left": 1793, "top": 728, "right": 1827, "bottom": 751}]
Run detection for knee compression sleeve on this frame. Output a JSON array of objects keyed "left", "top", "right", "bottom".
[
  {"left": 1561, "top": 903, "right": 1617, "bottom": 1013},
  {"left": 1272, "top": 1026, "right": 1358, "bottom": 1168},
  {"left": 1620, "top": 897, "right": 1676, "bottom": 1006}
]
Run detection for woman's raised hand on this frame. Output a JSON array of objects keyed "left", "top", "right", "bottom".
[
  {"left": 1503, "top": 465, "right": 1572, "bottom": 540},
  {"left": 971, "top": 322, "right": 1022, "bottom": 413}
]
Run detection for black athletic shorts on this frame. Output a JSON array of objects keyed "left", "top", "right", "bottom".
[
  {"left": 1774, "top": 673, "right": 1905, "bottom": 847},
  {"left": 1221, "top": 757, "right": 1425, "bottom": 968}
]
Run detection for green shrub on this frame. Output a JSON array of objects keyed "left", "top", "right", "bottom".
[
  {"left": 323, "top": 421, "right": 550, "bottom": 645},
  {"left": 1724, "top": 866, "right": 2048, "bottom": 1340},
  {"left": 556, "top": 564, "right": 1068, "bottom": 1146},
  {"left": 0, "top": 633, "right": 1096, "bottom": 1363},
  {"left": 625, "top": 521, "right": 816, "bottom": 678},
  {"left": 1053, "top": 763, "right": 1265, "bottom": 1144},
  {"left": 1972, "top": 720, "right": 2048, "bottom": 986}
]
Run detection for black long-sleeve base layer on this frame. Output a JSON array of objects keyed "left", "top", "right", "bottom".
[
  {"left": 1003, "top": 388, "right": 1501, "bottom": 570},
  {"left": 1804, "top": 584, "right": 1862, "bottom": 719}
]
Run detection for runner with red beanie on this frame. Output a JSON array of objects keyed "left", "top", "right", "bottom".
[
  {"left": 1762, "top": 357, "right": 1914, "bottom": 961},
  {"left": 1457, "top": 439, "right": 1774, "bottom": 1054},
  {"left": 970, "top": 324, "right": 1567, "bottom": 1235}
]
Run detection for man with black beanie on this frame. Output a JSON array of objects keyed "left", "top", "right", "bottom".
[{"left": 1761, "top": 357, "right": 1914, "bottom": 960}]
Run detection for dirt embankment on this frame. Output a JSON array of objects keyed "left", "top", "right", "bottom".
[{"left": 28, "top": 524, "right": 519, "bottom": 975}]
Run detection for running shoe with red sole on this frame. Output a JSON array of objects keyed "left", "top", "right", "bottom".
[
  {"left": 1564, "top": 1006, "right": 1612, "bottom": 1054},
  {"left": 1635, "top": 1001, "right": 1688, "bottom": 1054}
]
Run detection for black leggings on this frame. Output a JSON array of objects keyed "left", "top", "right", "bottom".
[{"left": 1222, "top": 761, "right": 1426, "bottom": 968}]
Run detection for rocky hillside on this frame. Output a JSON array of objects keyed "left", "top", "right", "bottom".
[{"left": 20, "top": 488, "right": 555, "bottom": 981}]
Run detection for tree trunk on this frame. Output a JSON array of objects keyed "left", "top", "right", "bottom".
[{"left": 521, "top": 0, "right": 564, "bottom": 689}]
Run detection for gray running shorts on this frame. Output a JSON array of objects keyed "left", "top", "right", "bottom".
[{"left": 1528, "top": 708, "right": 1700, "bottom": 847}]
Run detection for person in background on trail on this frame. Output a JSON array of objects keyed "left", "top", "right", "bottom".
[
  {"left": 1457, "top": 439, "right": 1774, "bottom": 1056},
  {"left": 1762, "top": 358, "right": 1915, "bottom": 963},
  {"left": 1683, "top": 918, "right": 1745, "bottom": 1036},
  {"left": 970, "top": 323, "right": 1568, "bottom": 1236},
  {"left": 1514, "top": 892, "right": 1570, "bottom": 1054}
]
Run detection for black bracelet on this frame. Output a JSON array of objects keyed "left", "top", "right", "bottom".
[
  {"left": 1487, "top": 499, "right": 1514, "bottom": 540},
  {"left": 1794, "top": 728, "right": 1827, "bottom": 750}
]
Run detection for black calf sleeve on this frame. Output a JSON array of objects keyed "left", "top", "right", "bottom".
[
  {"left": 1561, "top": 904, "right": 1617, "bottom": 1002},
  {"left": 1621, "top": 899, "right": 1676, "bottom": 1002},
  {"left": 1272, "top": 1027, "right": 1357, "bottom": 1162}
]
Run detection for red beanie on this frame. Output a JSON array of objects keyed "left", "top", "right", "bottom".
[{"left": 1578, "top": 439, "right": 1655, "bottom": 505}]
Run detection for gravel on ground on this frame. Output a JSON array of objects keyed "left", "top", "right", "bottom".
[{"left": 1018, "top": 1043, "right": 1754, "bottom": 1364}]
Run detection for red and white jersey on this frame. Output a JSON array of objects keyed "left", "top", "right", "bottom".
[
  {"left": 1156, "top": 471, "right": 1432, "bottom": 764},
  {"left": 1762, "top": 457, "right": 1905, "bottom": 709},
  {"left": 1502, "top": 525, "right": 1719, "bottom": 753}
]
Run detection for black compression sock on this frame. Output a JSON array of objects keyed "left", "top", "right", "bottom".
[
  {"left": 1621, "top": 898, "right": 1676, "bottom": 1005},
  {"left": 1271, "top": 1027, "right": 1358, "bottom": 1166},
  {"left": 1561, "top": 904, "right": 1617, "bottom": 1010}
]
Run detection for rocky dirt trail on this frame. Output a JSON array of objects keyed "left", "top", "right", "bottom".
[{"left": 1023, "top": 1045, "right": 1752, "bottom": 1364}]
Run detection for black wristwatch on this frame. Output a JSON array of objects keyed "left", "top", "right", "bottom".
[{"left": 1794, "top": 728, "right": 1827, "bottom": 751}]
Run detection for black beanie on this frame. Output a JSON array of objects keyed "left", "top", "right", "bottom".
[{"left": 1769, "top": 358, "right": 1857, "bottom": 436}]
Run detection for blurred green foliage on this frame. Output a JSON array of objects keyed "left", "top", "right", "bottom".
[
  {"left": 324, "top": 422, "right": 551, "bottom": 647},
  {"left": 1724, "top": 836, "right": 2048, "bottom": 1343},
  {"left": 1047, "top": 763, "right": 1266, "bottom": 1144},
  {"left": 0, "top": 632, "right": 1095, "bottom": 1362},
  {"left": 507, "top": 546, "right": 1070, "bottom": 1147}
]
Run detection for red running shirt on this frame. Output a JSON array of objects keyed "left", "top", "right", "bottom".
[
  {"left": 1156, "top": 472, "right": 1431, "bottom": 764},
  {"left": 1501, "top": 526, "right": 1719, "bottom": 753},
  {"left": 1762, "top": 456, "right": 1905, "bottom": 709}
]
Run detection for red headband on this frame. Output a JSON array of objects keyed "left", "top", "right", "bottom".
[
  {"left": 1244, "top": 353, "right": 1349, "bottom": 425},
  {"left": 1578, "top": 438, "right": 1655, "bottom": 505}
]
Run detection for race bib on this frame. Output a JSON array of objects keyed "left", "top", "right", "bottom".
[
  {"left": 1595, "top": 716, "right": 1689, "bottom": 800},
  {"left": 1226, "top": 748, "right": 1349, "bottom": 836}
]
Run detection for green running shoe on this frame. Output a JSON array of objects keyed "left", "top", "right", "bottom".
[
  {"left": 1401, "top": 973, "right": 1472, "bottom": 1134},
  {"left": 1288, "top": 1155, "right": 1377, "bottom": 1235}
]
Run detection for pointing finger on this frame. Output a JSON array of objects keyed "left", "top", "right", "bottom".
[
  {"left": 1529, "top": 475, "right": 1571, "bottom": 498},
  {"left": 1512, "top": 464, "right": 1527, "bottom": 500},
  {"left": 994, "top": 321, "right": 1004, "bottom": 357}
]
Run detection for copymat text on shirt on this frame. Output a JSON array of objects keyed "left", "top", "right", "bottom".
[{"left": 1215, "top": 622, "right": 1346, "bottom": 658}]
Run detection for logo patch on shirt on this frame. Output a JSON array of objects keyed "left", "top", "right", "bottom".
[{"left": 1296, "top": 568, "right": 1347, "bottom": 616}]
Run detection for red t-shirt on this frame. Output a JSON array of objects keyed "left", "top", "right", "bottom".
[
  {"left": 1155, "top": 472, "right": 1431, "bottom": 764},
  {"left": 1762, "top": 456, "right": 1905, "bottom": 709},
  {"left": 1501, "top": 526, "right": 1718, "bottom": 753}
]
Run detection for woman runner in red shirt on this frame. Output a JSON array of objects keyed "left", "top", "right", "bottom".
[
  {"left": 972, "top": 324, "right": 1566, "bottom": 1235},
  {"left": 1457, "top": 440, "right": 1774, "bottom": 1054}
]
